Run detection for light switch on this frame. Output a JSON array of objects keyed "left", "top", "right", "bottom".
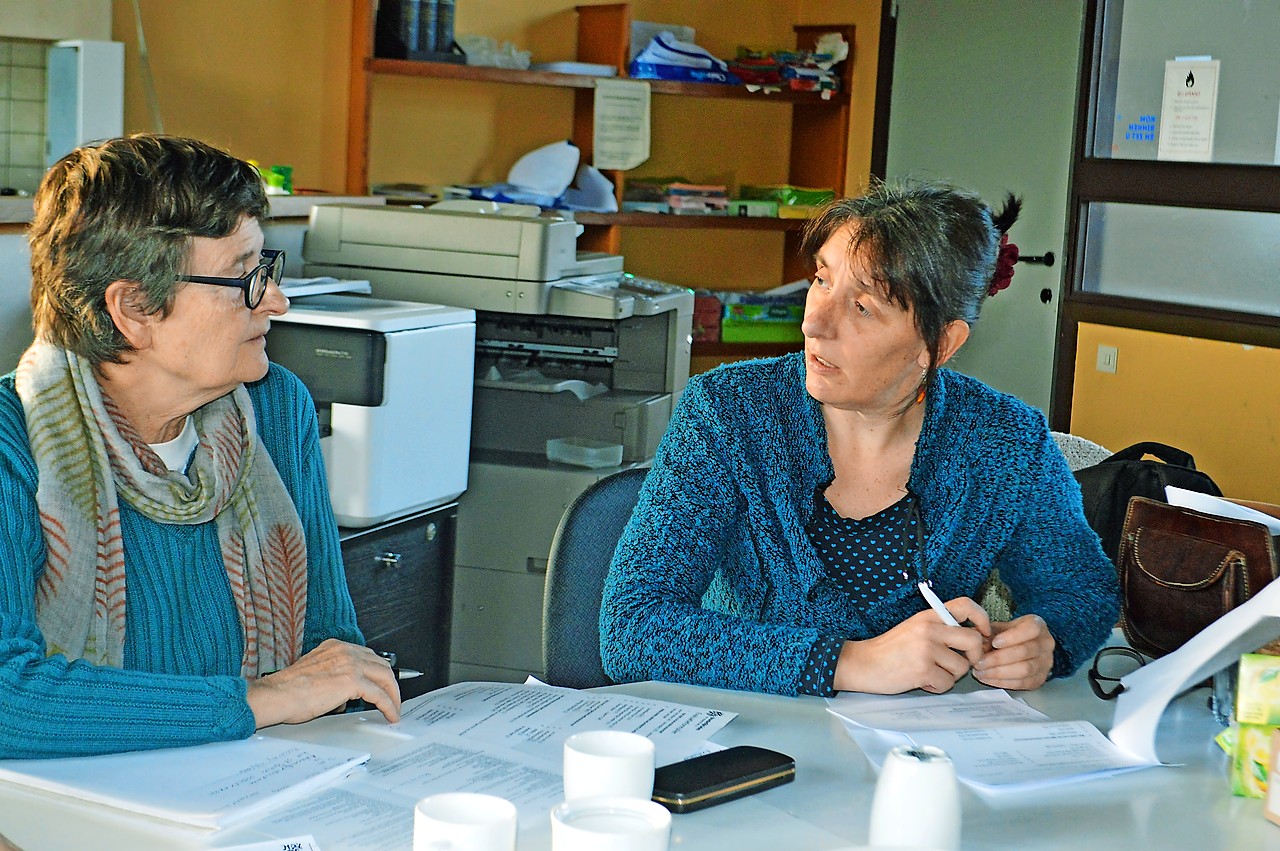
[{"left": 1096, "top": 344, "right": 1118, "bottom": 374}]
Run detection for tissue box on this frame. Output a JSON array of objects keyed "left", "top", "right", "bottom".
[{"left": 720, "top": 293, "right": 805, "bottom": 343}]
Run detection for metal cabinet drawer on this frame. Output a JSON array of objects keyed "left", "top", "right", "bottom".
[{"left": 340, "top": 504, "right": 456, "bottom": 692}]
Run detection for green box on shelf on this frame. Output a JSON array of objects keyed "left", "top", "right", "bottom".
[{"left": 720, "top": 294, "right": 805, "bottom": 343}]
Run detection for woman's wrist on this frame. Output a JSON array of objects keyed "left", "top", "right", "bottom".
[{"left": 832, "top": 640, "right": 867, "bottom": 693}]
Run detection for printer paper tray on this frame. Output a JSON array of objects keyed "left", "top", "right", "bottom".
[{"left": 473, "top": 376, "right": 608, "bottom": 401}]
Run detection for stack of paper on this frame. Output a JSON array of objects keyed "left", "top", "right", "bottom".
[
  {"left": 0, "top": 737, "right": 370, "bottom": 830},
  {"left": 278, "top": 276, "right": 371, "bottom": 298},
  {"left": 828, "top": 690, "right": 1158, "bottom": 793}
]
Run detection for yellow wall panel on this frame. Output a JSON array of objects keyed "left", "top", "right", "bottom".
[{"left": 1071, "top": 323, "right": 1280, "bottom": 503}]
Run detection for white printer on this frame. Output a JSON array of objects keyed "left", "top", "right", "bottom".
[{"left": 266, "top": 293, "right": 476, "bottom": 528}]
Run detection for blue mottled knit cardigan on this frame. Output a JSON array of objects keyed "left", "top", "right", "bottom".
[{"left": 599, "top": 353, "right": 1119, "bottom": 696}]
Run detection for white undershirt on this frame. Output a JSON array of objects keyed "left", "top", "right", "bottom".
[{"left": 147, "top": 415, "right": 198, "bottom": 474}]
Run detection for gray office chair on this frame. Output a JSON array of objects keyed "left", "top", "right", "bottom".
[
  {"left": 542, "top": 467, "right": 649, "bottom": 689},
  {"left": 978, "top": 431, "right": 1112, "bottom": 621}
]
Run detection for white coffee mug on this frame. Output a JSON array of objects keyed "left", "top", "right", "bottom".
[
  {"left": 550, "top": 795, "right": 671, "bottom": 851},
  {"left": 867, "top": 744, "right": 961, "bottom": 851},
  {"left": 562, "top": 730, "right": 656, "bottom": 801},
  {"left": 413, "top": 792, "right": 517, "bottom": 851}
]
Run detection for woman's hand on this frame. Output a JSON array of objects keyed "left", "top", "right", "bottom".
[
  {"left": 833, "top": 597, "right": 992, "bottom": 694},
  {"left": 973, "top": 614, "right": 1056, "bottom": 690},
  {"left": 245, "top": 638, "right": 402, "bottom": 728}
]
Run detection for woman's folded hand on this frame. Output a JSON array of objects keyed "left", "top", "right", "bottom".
[
  {"left": 246, "top": 638, "right": 402, "bottom": 728},
  {"left": 834, "top": 598, "right": 992, "bottom": 695},
  {"left": 972, "top": 614, "right": 1056, "bottom": 690}
]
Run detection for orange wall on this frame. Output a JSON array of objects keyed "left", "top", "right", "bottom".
[
  {"left": 112, "top": 2, "right": 354, "bottom": 193},
  {"left": 1071, "top": 322, "right": 1280, "bottom": 503}
]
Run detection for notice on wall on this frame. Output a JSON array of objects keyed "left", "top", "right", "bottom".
[
  {"left": 1157, "top": 58, "right": 1220, "bottom": 161},
  {"left": 593, "top": 78, "right": 651, "bottom": 170}
]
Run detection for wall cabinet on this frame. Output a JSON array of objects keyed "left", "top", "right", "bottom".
[
  {"left": 345, "top": 1, "right": 854, "bottom": 369},
  {"left": 339, "top": 503, "right": 456, "bottom": 696}
]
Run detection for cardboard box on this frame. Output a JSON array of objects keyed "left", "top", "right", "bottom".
[
  {"left": 1232, "top": 723, "right": 1274, "bottom": 797},
  {"left": 720, "top": 293, "right": 804, "bottom": 343},
  {"left": 1230, "top": 654, "right": 1280, "bottom": 797},
  {"left": 1237, "top": 654, "right": 1280, "bottom": 725},
  {"left": 1267, "top": 729, "right": 1280, "bottom": 825}
]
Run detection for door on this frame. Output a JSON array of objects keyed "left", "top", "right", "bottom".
[{"left": 884, "top": 0, "right": 1085, "bottom": 413}]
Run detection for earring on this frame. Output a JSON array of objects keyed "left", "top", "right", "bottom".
[{"left": 914, "top": 368, "right": 928, "bottom": 406}]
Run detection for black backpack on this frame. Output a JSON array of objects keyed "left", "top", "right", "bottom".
[{"left": 1073, "top": 441, "right": 1223, "bottom": 565}]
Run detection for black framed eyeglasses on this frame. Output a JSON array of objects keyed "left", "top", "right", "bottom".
[
  {"left": 1087, "top": 646, "right": 1147, "bottom": 700},
  {"left": 177, "top": 248, "right": 285, "bottom": 309}
]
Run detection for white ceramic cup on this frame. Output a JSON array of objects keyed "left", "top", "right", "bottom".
[
  {"left": 562, "top": 730, "right": 656, "bottom": 801},
  {"left": 413, "top": 792, "right": 517, "bottom": 851},
  {"left": 867, "top": 744, "right": 961, "bottom": 851},
  {"left": 550, "top": 795, "right": 672, "bottom": 851}
]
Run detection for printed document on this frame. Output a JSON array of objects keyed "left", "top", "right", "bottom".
[
  {"left": 828, "top": 690, "right": 1157, "bottom": 792},
  {"left": 251, "top": 784, "right": 416, "bottom": 851},
  {"left": 364, "top": 734, "right": 563, "bottom": 818},
  {"left": 0, "top": 736, "right": 369, "bottom": 830},
  {"left": 1112, "top": 577, "right": 1280, "bottom": 763},
  {"left": 365, "top": 681, "right": 735, "bottom": 766},
  {"left": 593, "top": 78, "right": 650, "bottom": 170}
]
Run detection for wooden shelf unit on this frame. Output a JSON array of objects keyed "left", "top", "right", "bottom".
[
  {"left": 345, "top": 2, "right": 854, "bottom": 368},
  {"left": 365, "top": 56, "right": 851, "bottom": 104}
]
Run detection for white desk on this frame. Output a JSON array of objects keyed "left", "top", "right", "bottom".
[{"left": 0, "top": 667, "right": 1276, "bottom": 850}]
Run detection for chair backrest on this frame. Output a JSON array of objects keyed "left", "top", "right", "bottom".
[
  {"left": 1051, "top": 431, "right": 1111, "bottom": 472},
  {"left": 542, "top": 467, "right": 649, "bottom": 689}
]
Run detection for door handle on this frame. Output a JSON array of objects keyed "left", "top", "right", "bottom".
[
  {"left": 375, "top": 551, "right": 402, "bottom": 567},
  {"left": 1017, "top": 251, "right": 1055, "bottom": 267}
]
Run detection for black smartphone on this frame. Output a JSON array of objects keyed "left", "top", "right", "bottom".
[{"left": 651, "top": 745, "right": 795, "bottom": 813}]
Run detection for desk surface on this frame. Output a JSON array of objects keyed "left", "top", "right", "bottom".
[{"left": 0, "top": 668, "right": 1275, "bottom": 850}]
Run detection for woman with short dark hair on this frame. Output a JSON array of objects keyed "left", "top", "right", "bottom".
[
  {"left": 0, "top": 135, "right": 400, "bottom": 758},
  {"left": 600, "top": 179, "right": 1119, "bottom": 697}
]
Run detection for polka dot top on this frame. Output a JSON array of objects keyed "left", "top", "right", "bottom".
[{"left": 796, "top": 487, "right": 920, "bottom": 697}]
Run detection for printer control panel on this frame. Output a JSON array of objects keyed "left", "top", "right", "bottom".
[
  {"left": 589, "top": 272, "right": 693, "bottom": 317},
  {"left": 542, "top": 273, "right": 693, "bottom": 320}
]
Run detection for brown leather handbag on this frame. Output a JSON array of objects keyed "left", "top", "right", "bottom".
[{"left": 1118, "top": 496, "right": 1279, "bottom": 657}]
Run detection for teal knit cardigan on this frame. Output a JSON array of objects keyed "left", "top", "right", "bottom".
[
  {"left": 600, "top": 353, "right": 1119, "bottom": 695},
  {"left": 0, "top": 363, "right": 362, "bottom": 758}
]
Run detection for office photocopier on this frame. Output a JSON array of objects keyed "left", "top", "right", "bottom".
[{"left": 302, "top": 202, "right": 693, "bottom": 682}]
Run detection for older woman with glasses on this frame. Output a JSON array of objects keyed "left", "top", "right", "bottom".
[
  {"left": 0, "top": 134, "right": 400, "bottom": 758},
  {"left": 600, "top": 179, "right": 1120, "bottom": 698}
]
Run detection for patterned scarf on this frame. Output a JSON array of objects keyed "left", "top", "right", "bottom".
[{"left": 16, "top": 341, "right": 308, "bottom": 677}]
